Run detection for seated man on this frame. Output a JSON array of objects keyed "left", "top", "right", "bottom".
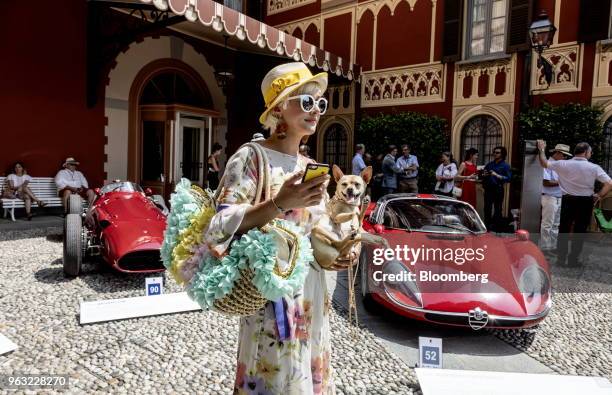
[{"left": 55, "top": 157, "right": 95, "bottom": 212}]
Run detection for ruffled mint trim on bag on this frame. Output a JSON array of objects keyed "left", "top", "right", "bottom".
[
  {"left": 186, "top": 219, "right": 312, "bottom": 310},
  {"left": 250, "top": 220, "right": 313, "bottom": 301},
  {"left": 161, "top": 178, "right": 201, "bottom": 269}
]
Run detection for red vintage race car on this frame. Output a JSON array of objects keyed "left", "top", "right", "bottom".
[
  {"left": 63, "top": 181, "right": 168, "bottom": 276},
  {"left": 360, "top": 193, "right": 551, "bottom": 330}
]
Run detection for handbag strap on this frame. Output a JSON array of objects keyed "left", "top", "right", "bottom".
[{"left": 213, "top": 142, "right": 271, "bottom": 205}]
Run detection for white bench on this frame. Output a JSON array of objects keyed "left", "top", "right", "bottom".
[{"left": 0, "top": 177, "right": 63, "bottom": 221}]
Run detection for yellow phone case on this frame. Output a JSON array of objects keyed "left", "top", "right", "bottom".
[{"left": 302, "top": 164, "right": 330, "bottom": 182}]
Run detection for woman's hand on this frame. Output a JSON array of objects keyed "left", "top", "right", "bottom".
[
  {"left": 274, "top": 172, "right": 330, "bottom": 210},
  {"left": 329, "top": 244, "right": 361, "bottom": 271},
  {"left": 238, "top": 172, "right": 329, "bottom": 233}
]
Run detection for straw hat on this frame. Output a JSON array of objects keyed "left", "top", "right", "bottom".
[
  {"left": 259, "top": 62, "right": 327, "bottom": 124},
  {"left": 63, "top": 157, "right": 80, "bottom": 167},
  {"left": 549, "top": 144, "right": 572, "bottom": 157}
]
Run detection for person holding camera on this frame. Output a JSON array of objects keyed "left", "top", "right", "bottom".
[
  {"left": 539, "top": 144, "right": 571, "bottom": 252},
  {"left": 537, "top": 140, "right": 612, "bottom": 266}
]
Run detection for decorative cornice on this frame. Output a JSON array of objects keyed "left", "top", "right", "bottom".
[
  {"left": 361, "top": 63, "right": 445, "bottom": 107},
  {"left": 267, "top": 0, "right": 317, "bottom": 16}
]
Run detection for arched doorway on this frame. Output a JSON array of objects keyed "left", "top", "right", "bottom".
[
  {"left": 460, "top": 115, "right": 503, "bottom": 165},
  {"left": 129, "top": 59, "right": 219, "bottom": 198},
  {"left": 322, "top": 123, "right": 348, "bottom": 172}
]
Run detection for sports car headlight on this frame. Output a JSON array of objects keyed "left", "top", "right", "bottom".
[
  {"left": 519, "top": 265, "right": 550, "bottom": 297},
  {"left": 382, "top": 260, "right": 422, "bottom": 307}
]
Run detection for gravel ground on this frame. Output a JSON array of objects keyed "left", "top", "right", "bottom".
[
  {"left": 0, "top": 229, "right": 418, "bottom": 394},
  {"left": 490, "top": 242, "right": 612, "bottom": 381}
]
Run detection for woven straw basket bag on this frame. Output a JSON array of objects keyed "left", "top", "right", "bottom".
[{"left": 166, "top": 142, "right": 310, "bottom": 317}]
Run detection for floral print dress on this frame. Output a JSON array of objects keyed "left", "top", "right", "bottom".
[{"left": 209, "top": 144, "right": 334, "bottom": 395}]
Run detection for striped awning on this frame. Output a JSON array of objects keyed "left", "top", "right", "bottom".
[{"left": 139, "top": 0, "right": 357, "bottom": 80}]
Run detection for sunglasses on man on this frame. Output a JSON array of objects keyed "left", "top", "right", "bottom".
[{"left": 287, "top": 94, "right": 328, "bottom": 115}]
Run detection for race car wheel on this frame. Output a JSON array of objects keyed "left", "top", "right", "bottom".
[
  {"left": 63, "top": 214, "right": 83, "bottom": 277},
  {"left": 360, "top": 249, "right": 380, "bottom": 314},
  {"left": 68, "top": 194, "right": 83, "bottom": 215}
]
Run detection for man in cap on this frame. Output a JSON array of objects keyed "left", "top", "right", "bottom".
[
  {"left": 540, "top": 144, "right": 571, "bottom": 251},
  {"left": 55, "top": 157, "right": 96, "bottom": 212},
  {"left": 537, "top": 140, "right": 612, "bottom": 266}
]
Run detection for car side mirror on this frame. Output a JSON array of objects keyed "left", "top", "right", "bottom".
[
  {"left": 516, "top": 229, "right": 530, "bottom": 241},
  {"left": 94, "top": 188, "right": 101, "bottom": 196},
  {"left": 144, "top": 188, "right": 153, "bottom": 196},
  {"left": 374, "top": 224, "right": 385, "bottom": 234}
]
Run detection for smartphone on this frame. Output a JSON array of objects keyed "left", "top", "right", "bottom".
[{"left": 302, "top": 163, "right": 330, "bottom": 182}]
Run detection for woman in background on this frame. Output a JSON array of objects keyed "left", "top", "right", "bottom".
[
  {"left": 2, "top": 162, "right": 47, "bottom": 220},
  {"left": 434, "top": 152, "right": 458, "bottom": 197},
  {"left": 456, "top": 148, "right": 479, "bottom": 207},
  {"left": 206, "top": 143, "right": 223, "bottom": 190}
]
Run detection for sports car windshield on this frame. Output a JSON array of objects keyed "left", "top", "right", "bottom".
[
  {"left": 381, "top": 199, "right": 486, "bottom": 233},
  {"left": 100, "top": 181, "right": 143, "bottom": 194}
]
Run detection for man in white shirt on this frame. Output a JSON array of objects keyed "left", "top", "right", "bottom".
[
  {"left": 537, "top": 140, "right": 612, "bottom": 266},
  {"left": 540, "top": 144, "right": 571, "bottom": 251},
  {"left": 55, "top": 157, "right": 96, "bottom": 212},
  {"left": 352, "top": 144, "right": 366, "bottom": 176}
]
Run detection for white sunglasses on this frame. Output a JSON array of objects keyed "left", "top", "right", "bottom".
[{"left": 286, "top": 94, "right": 328, "bottom": 115}]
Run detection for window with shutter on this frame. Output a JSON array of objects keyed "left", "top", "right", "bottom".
[
  {"left": 578, "top": 0, "right": 611, "bottom": 43},
  {"left": 466, "top": 0, "right": 508, "bottom": 59},
  {"left": 442, "top": 0, "right": 463, "bottom": 62},
  {"left": 505, "top": 0, "right": 531, "bottom": 53}
]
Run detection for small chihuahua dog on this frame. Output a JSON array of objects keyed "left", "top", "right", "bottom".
[{"left": 311, "top": 165, "right": 388, "bottom": 269}]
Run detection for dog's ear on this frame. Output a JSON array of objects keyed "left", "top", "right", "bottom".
[
  {"left": 332, "top": 164, "right": 344, "bottom": 182},
  {"left": 360, "top": 166, "right": 373, "bottom": 184}
]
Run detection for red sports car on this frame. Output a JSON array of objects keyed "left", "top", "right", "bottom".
[
  {"left": 360, "top": 193, "right": 551, "bottom": 330},
  {"left": 63, "top": 181, "right": 168, "bottom": 276}
]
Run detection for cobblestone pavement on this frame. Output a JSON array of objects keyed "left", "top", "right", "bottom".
[
  {"left": 490, "top": 239, "right": 612, "bottom": 381},
  {"left": 0, "top": 229, "right": 418, "bottom": 394}
]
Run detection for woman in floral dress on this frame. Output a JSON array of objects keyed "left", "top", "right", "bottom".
[{"left": 205, "top": 63, "right": 356, "bottom": 394}]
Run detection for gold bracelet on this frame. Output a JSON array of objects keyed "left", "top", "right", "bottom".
[{"left": 271, "top": 198, "right": 285, "bottom": 213}]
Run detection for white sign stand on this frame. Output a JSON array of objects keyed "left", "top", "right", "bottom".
[
  {"left": 419, "top": 337, "right": 443, "bottom": 368},
  {"left": 145, "top": 276, "right": 164, "bottom": 296},
  {"left": 415, "top": 368, "right": 612, "bottom": 395},
  {"left": 79, "top": 292, "right": 201, "bottom": 325},
  {"left": 0, "top": 333, "right": 18, "bottom": 355}
]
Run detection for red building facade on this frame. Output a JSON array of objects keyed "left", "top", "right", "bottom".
[
  {"left": 0, "top": 0, "right": 356, "bottom": 200},
  {"left": 3, "top": 0, "right": 612, "bottom": 210},
  {"left": 266, "top": 0, "right": 612, "bottom": 212}
]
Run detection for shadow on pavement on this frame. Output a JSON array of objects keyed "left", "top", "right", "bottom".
[
  {"left": 46, "top": 233, "right": 64, "bottom": 243},
  {"left": 78, "top": 269, "right": 162, "bottom": 295},
  {"left": 0, "top": 227, "right": 63, "bottom": 242},
  {"left": 34, "top": 260, "right": 156, "bottom": 296}
]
